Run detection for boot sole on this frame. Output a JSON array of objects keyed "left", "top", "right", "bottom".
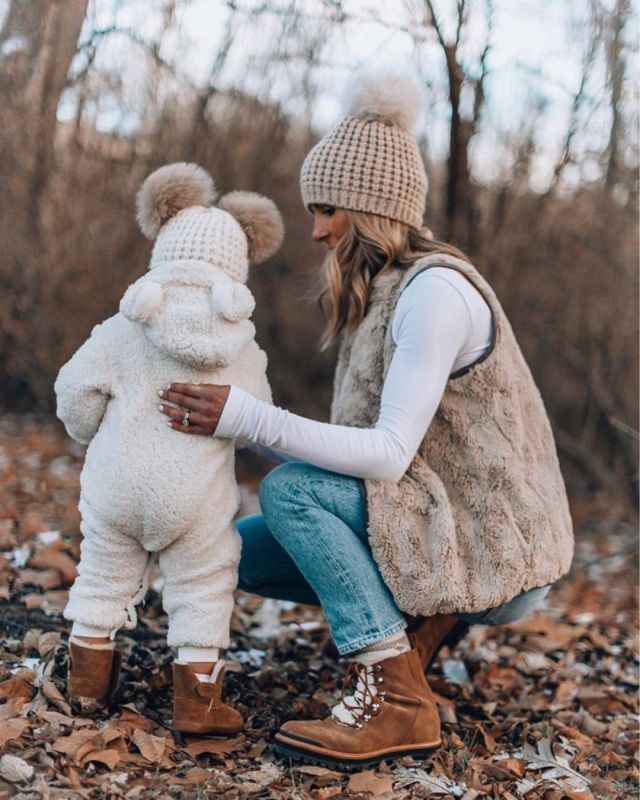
[{"left": 273, "top": 735, "right": 441, "bottom": 771}]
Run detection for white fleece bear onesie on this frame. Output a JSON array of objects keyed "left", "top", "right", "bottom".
[{"left": 55, "top": 163, "right": 283, "bottom": 651}]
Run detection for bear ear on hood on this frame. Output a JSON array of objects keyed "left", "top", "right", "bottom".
[
  {"left": 120, "top": 280, "right": 165, "bottom": 324},
  {"left": 211, "top": 281, "right": 256, "bottom": 322},
  {"left": 218, "top": 191, "right": 284, "bottom": 264}
]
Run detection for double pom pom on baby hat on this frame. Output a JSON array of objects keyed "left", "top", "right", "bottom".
[{"left": 136, "top": 162, "right": 285, "bottom": 283}]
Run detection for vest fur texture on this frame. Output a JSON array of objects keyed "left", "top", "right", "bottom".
[{"left": 330, "top": 253, "right": 574, "bottom": 616}]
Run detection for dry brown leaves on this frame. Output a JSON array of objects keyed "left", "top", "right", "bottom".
[{"left": 0, "top": 414, "right": 637, "bottom": 799}]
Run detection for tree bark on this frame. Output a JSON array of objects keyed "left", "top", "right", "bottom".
[
  {"left": 22, "top": 0, "right": 89, "bottom": 232},
  {"left": 604, "top": 0, "right": 629, "bottom": 192}
]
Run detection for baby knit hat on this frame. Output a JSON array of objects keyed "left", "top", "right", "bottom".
[
  {"left": 136, "top": 162, "right": 284, "bottom": 283},
  {"left": 300, "top": 74, "right": 428, "bottom": 230}
]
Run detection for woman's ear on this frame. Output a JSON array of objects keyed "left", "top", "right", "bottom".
[
  {"left": 120, "top": 280, "right": 164, "bottom": 324},
  {"left": 211, "top": 281, "right": 256, "bottom": 322},
  {"left": 218, "top": 191, "right": 285, "bottom": 264}
]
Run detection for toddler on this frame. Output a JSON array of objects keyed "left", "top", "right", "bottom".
[{"left": 55, "top": 163, "right": 282, "bottom": 733}]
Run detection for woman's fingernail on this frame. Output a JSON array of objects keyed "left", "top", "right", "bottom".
[
  {"left": 158, "top": 390, "right": 164, "bottom": 397},
  {"left": 167, "top": 421, "right": 173, "bottom": 427},
  {"left": 158, "top": 404, "right": 163, "bottom": 411}
]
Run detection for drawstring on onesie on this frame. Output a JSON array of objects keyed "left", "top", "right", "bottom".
[
  {"left": 123, "top": 550, "right": 157, "bottom": 631},
  {"left": 71, "top": 551, "right": 157, "bottom": 641}
]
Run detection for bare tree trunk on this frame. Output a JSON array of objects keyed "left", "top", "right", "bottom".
[
  {"left": 421, "top": 0, "right": 491, "bottom": 246},
  {"left": 604, "top": 0, "right": 630, "bottom": 191},
  {"left": 22, "top": 0, "right": 89, "bottom": 232}
]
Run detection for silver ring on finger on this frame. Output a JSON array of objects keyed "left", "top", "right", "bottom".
[{"left": 182, "top": 410, "right": 190, "bottom": 426}]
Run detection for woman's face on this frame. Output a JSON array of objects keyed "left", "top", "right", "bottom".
[{"left": 310, "top": 204, "right": 349, "bottom": 249}]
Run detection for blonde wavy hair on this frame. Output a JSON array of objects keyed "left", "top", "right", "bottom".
[{"left": 316, "top": 210, "right": 472, "bottom": 351}]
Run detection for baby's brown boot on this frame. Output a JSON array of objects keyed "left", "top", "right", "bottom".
[
  {"left": 68, "top": 638, "right": 122, "bottom": 714},
  {"left": 171, "top": 661, "right": 243, "bottom": 735}
]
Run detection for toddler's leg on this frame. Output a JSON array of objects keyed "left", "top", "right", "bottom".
[
  {"left": 65, "top": 513, "right": 150, "bottom": 639},
  {"left": 159, "top": 521, "right": 241, "bottom": 663},
  {"left": 159, "top": 523, "right": 243, "bottom": 735},
  {"left": 64, "top": 513, "right": 149, "bottom": 712}
]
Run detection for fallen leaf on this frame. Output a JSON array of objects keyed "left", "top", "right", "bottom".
[
  {"left": 39, "top": 709, "right": 91, "bottom": 727},
  {"left": 394, "top": 767, "right": 456, "bottom": 794},
  {"left": 41, "top": 680, "right": 72, "bottom": 715},
  {"left": 29, "top": 542, "right": 77, "bottom": 584},
  {"left": 53, "top": 728, "right": 101, "bottom": 757},
  {"left": 37, "top": 631, "right": 62, "bottom": 657},
  {"left": 118, "top": 705, "right": 153, "bottom": 730},
  {"left": 15, "top": 568, "right": 62, "bottom": 590},
  {"left": 523, "top": 739, "right": 590, "bottom": 786},
  {"left": 316, "top": 788, "right": 343, "bottom": 800},
  {"left": 0, "top": 717, "right": 29, "bottom": 747},
  {"left": 0, "top": 669, "right": 35, "bottom": 701},
  {"left": 181, "top": 736, "right": 245, "bottom": 758},
  {"left": 79, "top": 748, "right": 121, "bottom": 769},
  {"left": 475, "top": 723, "right": 497, "bottom": 753},
  {"left": 132, "top": 728, "right": 166, "bottom": 762},
  {"left": 442, "top": 657, "right": 473, "bottom": 686},
  {"left": 0, "top": 753, "right": 34, "bottom": 783},
  {"left": 500, "top": 757, "right": 528, "bottom": 778},
  {"left": 574, "top": 707, "right": 608, "bottom": 737},
  {"left": 22, "top": 590, "right": 68, "bottom": 614},
  {"left": 238, "top": 763, "right": 281, "bottom": 786},
  {"left": 473, "top": 758, "right": 515, "bottom": 781},
  {"left": 293, "top": 765, "right": 341, "bottom": 777},
  {"left": 348, "top": 770, "right": 394, "bottom": 796}
]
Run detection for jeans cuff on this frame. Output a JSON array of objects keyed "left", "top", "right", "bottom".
[{"left": 336, "top": 619, "right": 408, "bottom": 656}]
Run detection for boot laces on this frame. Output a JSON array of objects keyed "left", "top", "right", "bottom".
[{"left": 331, "top": 662, "right": 384, "bottom": 728}]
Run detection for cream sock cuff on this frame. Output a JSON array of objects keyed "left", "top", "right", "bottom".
[
  {"left": 69, "top": 636, "right": 116, "bottom": 651},
  {"left": 355, "top": 631, "right": 411, "bottom": 666},
  {"left": 71, "top": 621, "right": 116, "bottom": 640},
  {"left": 177, "top": 646, "right": 220, "bottom": 663}
]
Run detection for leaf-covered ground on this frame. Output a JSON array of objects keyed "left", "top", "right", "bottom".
[{"left": 0, "top": 414, "right": 637, "bottom": 799}]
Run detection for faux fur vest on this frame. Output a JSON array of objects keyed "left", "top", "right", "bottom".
[{"left": 330, "top": 253, "right": 574, "bottom": 616}]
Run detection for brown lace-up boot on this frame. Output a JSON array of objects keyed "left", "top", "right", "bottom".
[
  {"left": 273, "top": 648, "right": 441, "bottom": 769},
  {"left": 68, "top": 639, "right": 122, "bottom": 714},
  {"left": 171, "top": 661, "right": 243, "bottom": 735},
  {"left": 406, "top": 614, "right": 470, "bottom": 673}
]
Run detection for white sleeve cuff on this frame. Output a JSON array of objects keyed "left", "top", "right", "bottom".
[{"left": 215, "top": 385, "right": 249, "bottom": 439}]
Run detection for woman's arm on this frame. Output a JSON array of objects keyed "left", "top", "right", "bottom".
[
  {"left": 243, "top": 440, "right": 300, "bottom": 464},
  {"left": 212, "top": 274, "right": 475, "bottom": 480}
]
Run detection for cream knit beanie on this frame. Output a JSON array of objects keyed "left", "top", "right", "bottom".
[
  {"left": 136, "top": 162, "right": 284, "bottom": 283},
  {"left": 300, "top": 75, "right": 428, "bottom": 230}
]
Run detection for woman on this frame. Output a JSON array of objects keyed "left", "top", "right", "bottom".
[{"left": 158, "top": 75, "right": 574, "bottom": 768}]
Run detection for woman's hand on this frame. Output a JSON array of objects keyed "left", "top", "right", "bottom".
[{"left": 158, "top": 384, "right": 231, "bottom": 436}]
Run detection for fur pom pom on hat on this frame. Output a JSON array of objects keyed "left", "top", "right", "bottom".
[
  {"left": 219, "top": 191, "right": 284, "bottom": 264},
  {"left": 136, "top": 162, "right": 284, "bottom": 283},
  {"left": 347, "top": 73, "right": 421, "bottom": 132},
  {"left": 136, "top": 162, "right": 217, "bottom": 240},
  {"left": 300, "top": 73, "right": 428, "bottom": 229}
]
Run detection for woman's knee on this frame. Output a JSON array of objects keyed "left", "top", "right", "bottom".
[
  {"left": 259, "top": 461, "right": 366, "bottom": 544},
  {"left": 258, "top": 461, "right": 319, "bottom": 513}
]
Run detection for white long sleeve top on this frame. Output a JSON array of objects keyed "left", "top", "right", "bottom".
[{"left": 216, "top": 267, "right": 493, "bottom": 481}]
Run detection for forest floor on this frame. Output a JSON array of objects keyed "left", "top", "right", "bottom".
[{"left": 0, "top": 415, "right": 637, "bottom": 800}]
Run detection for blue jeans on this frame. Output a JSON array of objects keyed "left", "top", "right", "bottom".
[{"left": 236, "top": 462, "right": 551, "bottom": 655}]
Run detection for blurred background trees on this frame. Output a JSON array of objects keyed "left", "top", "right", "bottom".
[{"left": 0, "top": 0, "right": 637, "bottom": 523}]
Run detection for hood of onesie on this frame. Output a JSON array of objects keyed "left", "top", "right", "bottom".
[{"left": 119, "top": 162, "right": 284, "bottom": 369}]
